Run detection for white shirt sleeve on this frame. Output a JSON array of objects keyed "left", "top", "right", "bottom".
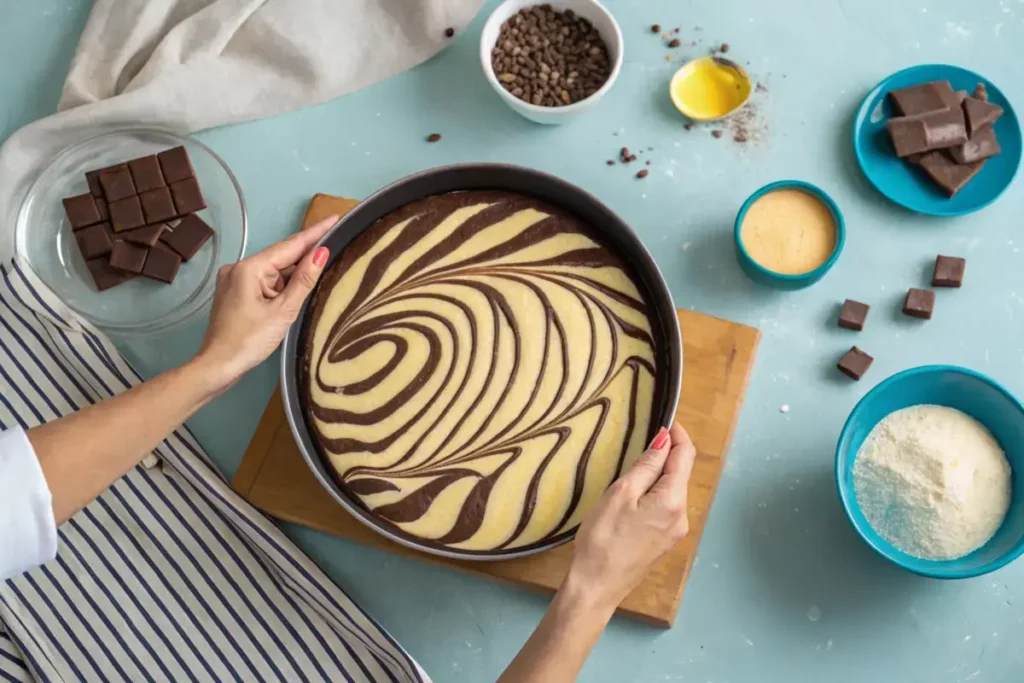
[{"left": 0, "top": 427, "right": 57, "bottom": 581}]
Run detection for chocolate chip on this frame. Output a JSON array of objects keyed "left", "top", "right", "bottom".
[
  {"left": 838, "top": 299, "right": 870, "bottom": 331},
  {"left": 720, "top": 42, "right": 730, "bottom": 52},
  {"left": 445, "top": 27, "right": 455, "bottom": 38},
  {"left": 668, "top": 38, "right": 681, "bottom": 48},
  {"left": 620, "top": 147, "right": 630, "bottom": 159},
  {"left": 684, "top": 123, "right": 694, "bottom": 131},
  {"left": 711, "top": 130, "right": 723, "bottom": 139},
  {"left": 903, "top": 288, "right": 935, "bottom": 319},
  {"left": 838, "top": 347, "right": 873, "bottom": 381},
  {"left": 606, "top": 160, "right": 615, "bottom": 165},
  {"left": 636, "top": 169, "right": 649, "bottom": 179},
  {"left": 645, "top": 160, "right": 651, "bottom": 165},
  {"left": 491, "top": 5, "right": 612, "bottom": 108},
  {"left": 627, "top": 154, "right": 637, "bottom": 162},
  {"left": 932, "top": 255, "right": 965, "bottom": 287},
  {"left": 651, "top": 24, "right": 661, "bottom": 33},
  {"left": 427, "top": 133, "right": 442, "bottom": 142}
]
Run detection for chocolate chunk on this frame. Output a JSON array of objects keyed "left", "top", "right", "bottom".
[
  {"left": 888, "top": 80, "right": 957, "bottom": 116},
  {"left": 903, "top": 288, "right": 936, "bottom": 319},
  {"left": 157, "top": 146, "right": 194, "bottom": 183},
  {"left": 109, "top": 240, "right": 148, "bottom": 274},
  {"left": 169, "top": 178, "right": 206, "bottom": 214},
  {"left": 75, "top": 222, "right": 114, "bottom": 259},
  {"left": 86, "top": 257, "right": 134, "bottom": 291},
  {"left": 62, "top": 193, "right": 101, "bottom": 230},
  {"left": 139, "top": 187, "right": 177, "bottom": 224},
  {"left": 838, "top": 299, "right": 870, "bottom": 331},
  {"left": 128, "top": 155, "right": 166, "bottom": 193},
  {"left": 96, "top": 197, "right": 109, "bottom": 221},
  {"left": 932, "top": 255, "right": 966, "bottom": 287},
  {"left": 426, "top": 133, "right": 441, "bottom": 142},
  {"left": 887, "top": 107, "right": 967, "bottom": 157},
  {"left": 85, "top": 170, "right": 104, "bottom": 198},
  {"left": 108, "top": 196, "right": 146, "bottom": 232},
  {"left": 917, "top": 151, "right": 985, "bottom": 196},
  {"left": 954, "top": 90, "right": 969, "bottom": 106},
  {"left": 161, "top": 213, "right": 213, "bottom": 260},
  {"left": 963, "top": 96, "right": 1003, "bottom": 136},
  {"left": 838, "top": 347, "right": 873, "bottom": 381},
  {"left": 99, "top": 167, "right": 136, "bottom": 201},
  {"left": 141, "top": 244, "right": 182, "bottom": 284},
  {"left": 122, "top": 223, "right": 167, "bottom": 247},
  {"left": 948, "top": 126, "right": 1001, "bottom": 164}
]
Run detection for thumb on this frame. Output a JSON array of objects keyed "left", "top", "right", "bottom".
[
  {"left": 278, "top": 245, "right": 329, "bottom": 317},
  {"left": 618, "top": 427, "right": 671, "bottom": 499}
]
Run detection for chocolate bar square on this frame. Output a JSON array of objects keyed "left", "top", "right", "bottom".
[
  {"left": 933, "top": 255, "right": 966, "bottom": 288},
  {"left": 85, "top": 170, "right": 104, "bottom": 198},
  {"left": 75, "top": 222, "right": 114, "bottom": 260},
  {"left": 99, "top": 167, "right": 137, "bottom": 201},
  {"left": 161, "top": 213, "right": 214, "bottom": 261},
  {"left": 109, "top": 196, "right": 146, "bottom": 232},
  {"left": 128, "top": 155, "right": 166, "bottom": 193},
  {"left": 170, "top": 178, "right": 206, "bottom": 214},
  {"left": 142, "top": 245, "right": 182, "bottom": 284},
  {"left": 157, "top": 146, "right": 195, "bottom": 183},
  {"left": 838, "top": 299, "right": 870, "bottom": 331},
  {"left": 96, "top": 197, "right": 109, "bottom": 222},
  {"left": 62, "top": 193, "right": 101, "bottom": 230},
  {"left": 86, "top": 257, "right": 134, "bottom": 292},
  {"left": 109, "top": 240, "right": 148, "bottom": 274},
  {"left": 903, "top": 288, "right": 936, "bottom": 319},
  {"left": 139, "top": 187, "right": 177, "bottom": 224},
  {"left": 838, "top": 347, "right": 873, "bottom": 381},
  {"left": 122, "top": 223, "right": 167, "bottom": 248}
]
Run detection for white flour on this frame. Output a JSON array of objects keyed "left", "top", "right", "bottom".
[{"left": 852, "top": 405, "right": 1012, "bottom": 561}]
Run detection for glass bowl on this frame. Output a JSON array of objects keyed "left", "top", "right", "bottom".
[{"left": 15, "top": 128, "right": 247, "bottom": 334}]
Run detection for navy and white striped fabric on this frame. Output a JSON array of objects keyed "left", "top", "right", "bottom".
[{"left": 0, "top": 260, "right": 429, "bottom": 683}]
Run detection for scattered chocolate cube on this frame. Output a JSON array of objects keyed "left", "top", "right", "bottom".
[
  {"left": 157, "top": 146, "right": 194, "bottom": 183},
  {"left": 838, "top": 346, "right": 873, "bottom": 381},
  {"left": 169, "top": 178, "right": 206, "bottom": 214},
  {"left": 109, "top": 240, "right": 149, "bottom": 274},
  {"left": 86, "top": 257, "right": 134, "bottom": 291},
  {"left": 128, "top": 155, "right": 166, "bottom": 193},
  {"left": 99, "top": 166, "right": 137, "bottom": 201},
  {"left": 139, "top": 187, "right": 177, "bottom": 224},
  {"left": 108, "top": 196, "right": 146, "bottom": 232},
  {"left": 932, "top": 255, "right": 966, "bottom": 287},
  {"left": 86, "top": 170, "right": 104, "bottom": 198},
  {"left": 122, "top": 223, "right": 167, "bottom": 248},
  {"left": 838, "top": 299, "right": 870, "bottom": 331},
  {"left": 142, "top": 245, "right": 182, "bottom": 284},
  {"left": 96, "top": 197, "right": 109, "bottom": 221},
  {"left": 903, "top": 288, "right": 936, "bottom": 319},
  {"left": 75, "top": 222, "right": 114, "bottom": 260},
  {"left": 161, "top": 214, "right": 214, "bottom": 260},
  {"left": 62, "top": 193, "right": 101, "bottom": 230}
]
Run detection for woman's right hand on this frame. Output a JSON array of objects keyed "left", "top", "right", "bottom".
[{"left": 565, "top": 423, "right": 697, "bottom": 612}]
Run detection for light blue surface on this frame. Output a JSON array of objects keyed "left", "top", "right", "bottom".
[
  {"left": 5, "top": 1, "right": 1024, "bottom": 681},
  {"left": 837, "top": 366, "right": 1024, "bottom": 579},
  {"left": 854, "top": 64, "right": 1023, "bottom": 216},
  {"left": 734, "top": 180, "right": 846, "bottom": 289}
]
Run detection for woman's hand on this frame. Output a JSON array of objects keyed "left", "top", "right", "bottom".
[
  {"left": 193, "top": 214, "right": 338, "bottom": 392},
  {"left": 565, "top": 423, "right": 697, "bottom": 613}
]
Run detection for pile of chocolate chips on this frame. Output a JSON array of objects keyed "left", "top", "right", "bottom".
[
  {"left": 491, "top": 4, "right": 611, "bottom": 107},
  {"left": 62, "top": 146, "right": 215, "bottom": 291},
  {"left": 886, "top": 80, "right": 1004, "bottom": 196}
]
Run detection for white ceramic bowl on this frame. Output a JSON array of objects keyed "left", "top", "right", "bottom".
[{"left": 480, "top": 0, "right": 623, "bottom": 125}]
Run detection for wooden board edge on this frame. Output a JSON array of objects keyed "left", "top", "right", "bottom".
[{"left": 233, "top": 388, "right": 284, "bottom": 496}]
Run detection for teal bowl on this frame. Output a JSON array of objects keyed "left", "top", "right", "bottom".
[
  {"left": 836, "top": 366, "right": 1024, "bottom": 579},
  {"left": 733, "top": 180, "right": 845, "bottom": 290}
]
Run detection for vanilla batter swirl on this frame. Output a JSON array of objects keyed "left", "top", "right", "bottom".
[{"left": 304, "top": 191, "right": 657, "bottom": 552}]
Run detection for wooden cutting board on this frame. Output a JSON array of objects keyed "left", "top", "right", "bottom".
[{"left": 233, "top": 193, "right": 761, "bottom": 628}]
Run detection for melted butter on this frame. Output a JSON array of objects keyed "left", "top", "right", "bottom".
[
  {"left": 740, "top": 189, "right": 837, "bottom": 275},
  {"left": 672, "top": 59, "right": 749, "bottom": 119}
]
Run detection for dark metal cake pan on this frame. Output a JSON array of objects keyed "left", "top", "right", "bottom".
[{"left": 280, "top": 163, "right": 682, "bottom": 561}]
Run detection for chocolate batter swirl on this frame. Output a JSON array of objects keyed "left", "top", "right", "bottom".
[{"left": 305, "top": 191, "right": 657, "bottom": 552}]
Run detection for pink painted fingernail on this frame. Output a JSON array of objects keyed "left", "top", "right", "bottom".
[
  {"left": 313, "top": 247, "right": 329, "bottom": 267},
  {"left": 650, "top": 427, "right": 669, "bottom": 450}
]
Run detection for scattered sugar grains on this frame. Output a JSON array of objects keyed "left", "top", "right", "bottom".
[{"left": 852, "top": 405, "right": 1011, "bottom": 561}]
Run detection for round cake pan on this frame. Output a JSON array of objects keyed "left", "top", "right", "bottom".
[{"left": 281, "top": 163, "right": 682, "bottom": 561}]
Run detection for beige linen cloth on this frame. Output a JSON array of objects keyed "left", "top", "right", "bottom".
[{"left": 0, "top": 0, "right": 485, "bottom": 266}]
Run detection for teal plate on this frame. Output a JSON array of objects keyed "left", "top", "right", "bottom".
[{"left": 853, "top": 64, "right": 1022, "bottom": 217}]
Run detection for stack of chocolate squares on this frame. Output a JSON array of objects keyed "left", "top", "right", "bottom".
[
  {"left": 886, "top": 80, "right": 1004, "bottom": 196},
  {"left": 62, "top": 146, "right": 216, "bottom": 291}
]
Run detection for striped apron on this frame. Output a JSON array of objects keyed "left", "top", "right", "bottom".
[{"left": 0, "top": 260, "right": 428, "bottom": 683}]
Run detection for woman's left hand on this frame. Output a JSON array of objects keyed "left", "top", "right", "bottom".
[{"left": 194, "top": 214, "right": 338, "bottom": 391}]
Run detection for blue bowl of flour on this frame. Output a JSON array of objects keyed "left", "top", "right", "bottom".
[{"left": 836, "top": 366, "right": 1024, "bottom": 579}]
